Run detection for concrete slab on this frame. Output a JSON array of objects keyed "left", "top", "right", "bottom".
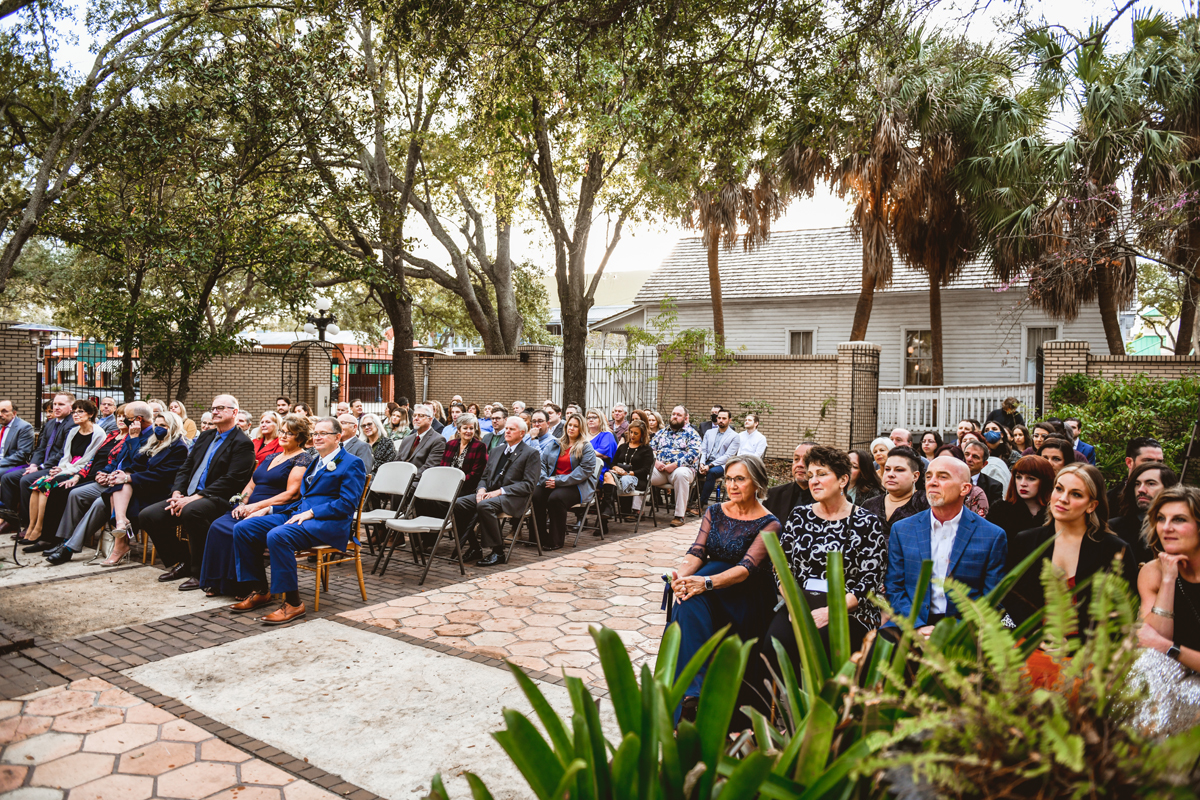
[
  {"left": 125, "top": 619, "right": 617, "bottom": 799},
  {"left": 0, "top": 567, "right": 228, "bottom": 641},
  {"left": 0, "top": 533, "right": 104, "bottom": 587}
]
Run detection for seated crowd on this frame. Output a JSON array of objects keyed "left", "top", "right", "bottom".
[{"left": 665, "top": 401, "right": 1199, "bottom": 722}]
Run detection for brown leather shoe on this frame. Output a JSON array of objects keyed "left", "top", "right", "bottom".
[
  {"left": 262, "top": 602, "right": 306, "bottom": 625},
  {"left": 229, "top": 591, "right": 274, "bottom": 613}
]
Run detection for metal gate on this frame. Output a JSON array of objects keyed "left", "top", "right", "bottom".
[
  {"left": 551, "top": 348, "right": 658, "bottom": 410},
  {"left": 281, "top": 340, "right": 341, "bottom": 413},
  {"left": 42, "top": 333, "right": 139, "bottom": 419},
  {"left": 847, "top": 347, "right": 880, "bottom": 451},
  {"left": 347, "top": 359, "right": 392, "bottom": 405}
]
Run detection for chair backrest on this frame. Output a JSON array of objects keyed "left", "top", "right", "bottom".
[
  {"left": 371, "top": 461, "right": 416, "bottom": 497},
  {"left": 352, "top": 473, "right": 374, "bottom": 536},
  {"left": 412, "top": 466, "right": 465, "bottom": 504}
]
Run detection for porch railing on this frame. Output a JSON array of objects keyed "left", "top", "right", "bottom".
[{"left": 878, "top": 383, "right": 1037, "bottom": 437}]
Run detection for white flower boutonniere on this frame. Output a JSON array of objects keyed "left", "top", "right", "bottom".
[{"left": 326, "top": 461, "right": 336, "bottom": 472}]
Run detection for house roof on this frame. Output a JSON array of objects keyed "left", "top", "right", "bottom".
[{"left": 634, "top": 227, "right": 1005, "bottom": 305}]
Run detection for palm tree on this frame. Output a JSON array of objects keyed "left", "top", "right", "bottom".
[{"left": 687, "top": 166, "right": 784, "bottom": 344}]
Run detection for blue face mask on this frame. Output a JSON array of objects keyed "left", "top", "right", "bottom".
[{"left": 153, "top": 426, "right": 168, "bottom": 439}]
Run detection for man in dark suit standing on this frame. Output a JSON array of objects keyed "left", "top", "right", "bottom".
[
  {"left": 454, "top": 415, "right": 541, "bottom": 566},
  {"left": 395, "top": 404, "right": 447, "bottom": 480},
  {"left": 1064, "top": 417, "right": 1096, "bottom": 465},
  {"left": 764, "top": 442, "right": 815, "bottom": 523},
  {"left": 886, "top": 456, "right": 1007, "bottom": 636},
  {"left": 0, "top": 392, "right": 76, "bottom": 533},
  {"left": 143, "top": 395, "right": 255, "bottom": 589},
  {"left": 961, "top": 439, "right": 1004, "bottom": 507}
]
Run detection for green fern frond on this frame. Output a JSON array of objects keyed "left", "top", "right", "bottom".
[
  {"left": 943, "top": 579, "right": 1021, "bottom": 693},
  {"left": 1037, "top": 559, "right": 1079, "bottom": 659}
]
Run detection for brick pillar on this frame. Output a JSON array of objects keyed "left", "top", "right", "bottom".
[
  {"left": 518, "top": 345, "right": 556, "bottom": 403},
  {"left": 835, "top": 342, "right": 881, "bottom": 451},
  {"left": 1041, "top": 340, "right": 1090, "bottom": 412}
]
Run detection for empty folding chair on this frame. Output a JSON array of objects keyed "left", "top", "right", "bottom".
[
  {"left": 358, "top": 462, "right": 417, "bottom": 559},
  {"left": 380, "top": 466, "right": 465, "bottom": 583}
]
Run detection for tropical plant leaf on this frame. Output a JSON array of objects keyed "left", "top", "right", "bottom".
[
  {"left": 592, "top": 626, "right": 641, "bottom": 736},
  {"left": 794, "top": 697, "right": 838, "bottom": 786},
  {"left": 464, "top": 772, "right": 497, "bottom": 800},
  {"left": 763, "top": 531, "right": 831, "bottom": 700},
  {"left": 506, "top": 662, "right": 574, "bottom": 763},
  {"left": 610, "top": 732, "right": 641, "bottom": 800},
  {"left": 654, "top": 623, "right": 682, "bottom": 686},
  {"left": 696, "top": 636, "right": 754, "bottom": 799},
  {"left": 492, "top": 709, "right": 564, "bottom": 800},
  {"left": 715, "top": 750, "right": 774, "bottom": 799},
  {"left": 825, "top": 550, "right": 851, "bottom": 669},
  {"left": 666, "top": 624, "right": 731, "bottom": 713},
  {"left": 424, "top": 773, "right": 450, "bottom": 800}
]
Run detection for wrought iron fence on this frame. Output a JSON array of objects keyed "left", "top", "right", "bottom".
[
  {"left": 551, "top": 348, "right": 658, "bottom": 411},
  {"left": 42, "top": 333, "right": 140, "bottom": 418}
]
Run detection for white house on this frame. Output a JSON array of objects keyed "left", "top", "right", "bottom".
[{"left": 594, "top": 226, "right": 1123, "bottom": 388}]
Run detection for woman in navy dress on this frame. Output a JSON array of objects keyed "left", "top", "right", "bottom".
[
  {"left": 667, "top": 454, "right": 780, "bottom": 723},
  {"left": 199, "top": 417, "right": 312, "bottom": 597}
]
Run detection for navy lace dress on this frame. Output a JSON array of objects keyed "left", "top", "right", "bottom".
[
  {"left": 671, "top": 504, "right": 781, "bottom": 702},
  {"left": 199, "top": 451, "right": 312, "bottom": 595}
]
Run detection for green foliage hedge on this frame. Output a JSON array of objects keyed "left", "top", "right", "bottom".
[{"left": 1048, "top": 373, "right": 1200, "bottom": 483}]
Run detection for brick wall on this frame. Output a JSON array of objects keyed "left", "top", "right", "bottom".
[
  {"left": 140, "top": 350, "right": 292, "bottom": 419},
  {"left": 655, "top": 345, "right": 877, "bottom": 459},
  {"left": 1042, "top": 339, "right": 1200, "bottom": 410},
  {"left": 415, "top": 346, "right": 555, "bottom": 409},
  {"left": 0, "top": 327, "right": 38, "bottom": 426}
]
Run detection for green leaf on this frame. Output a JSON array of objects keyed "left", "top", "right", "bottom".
[
  {"left": 637, "top": 664, "right": 657, "bottom": 800},
  {"left": 793, "top": 697, "right": 837, "bottom": 786},
  {"left": 610, "top": 732, "right": 641, "bottom": 800},
  {"left": 567, "top": 677, "right": 611, "bottom": 798},
  {"left": 667, "top": 624, "right": 730, "bottom": 712},
  {"left": 696, "top": 637, "right": 754, "bottom": 799},
  {"left": 795, "top": 733, "right": 890, "bottom": 800},
  {"left": 424, "top": 773, "right": 450, "bottom": 800},
  {"left": 549, "top": 759, "right": 588, "bottom": 800},
  {"left": 715, "top": 750, "right": 774, "bottom": 799},
  {"left": 825, "top": 550, "right": 851, "bottom": 669},
  {"left": 772, "top": 637, "right": 809, "bottom": 729},
  {"left": 763, "top": 531, "right": 830, "bottom": 702},
  {"left": 571, "top": 714, "right": 599, "bottom": 800},
  {"left": 592, "top": 626, "right": 641, "bottom": 736},
  {"left": 1042, "top": 714, "right": 1085, "bottom": 772},
  {"left": 654, "top": 684, "right": 685, "bottom": 800},
  {"left": 464, "top": 773, "right": 498, "bottom": 800},
  {"left": 492, "top": 709, "right": 564, "bottom": 800},
  {"left": 654, "top": 623, "right": 681, "bottom": 686},
  {"left": 506, "top": 662, "right": 573, "bottom": 763}
]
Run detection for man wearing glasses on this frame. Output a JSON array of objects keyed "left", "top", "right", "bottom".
[
  {"left": 482, "top": 408, "right": 508, "bottom": 457},
  {"left": 230, "top": 416, "right": 366, "bottom": 623},
  {"left": 336, "top": 413, "right": 374, "bottom": 473},
  {"left": 141, "top": 395, "right": 255, "bottom": 590},
  {"left": 394, "top": 404, "right": 446, "bottom": 481}
]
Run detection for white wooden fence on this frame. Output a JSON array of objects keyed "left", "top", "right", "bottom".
[
  {"left": 551, "top": 348, "right": 658, "bottom": 412},
  {"left": 878, "top": 383, "right": 1037, "bottom": 437}
]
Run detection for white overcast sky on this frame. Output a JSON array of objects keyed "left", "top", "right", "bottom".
[{"left": 20, "top": 0, "right": 1190, "bottom": 274}]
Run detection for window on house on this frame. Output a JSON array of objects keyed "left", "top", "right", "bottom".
[
  {"left": 904, "top": 330, "right": 933, "bottom": 386},
  {"left": 1025, "top": 326, "right": 1057, "bottom": 382},
  {"left": 789, "top": 330, "right": 813, "bottom": 355}
]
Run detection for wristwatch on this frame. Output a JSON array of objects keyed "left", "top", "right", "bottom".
[
  {"left": 1167, "top": 645, "right": 1181, "bottom": 661},
  {"left": 704, "top": 577, "right": 713, "bottom": 592}
]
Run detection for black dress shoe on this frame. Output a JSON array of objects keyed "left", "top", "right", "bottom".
[
  {"left": 46, "top": 547, "right": 74, "bottom": 565},
  {"left": 461, "top": 547, "right": 483, "bottom": 563},
  {"left": 22, "top": 540, "right": 54, "bottom": 553},
  {"left": 178, "top": 578, "right": 202, "bottom": 591},
  {"left": 476, "top": 551, "right": 506, "bottom": 567},
  {"left": 158, "top": 563, "right": 189, "bottom": 582}
]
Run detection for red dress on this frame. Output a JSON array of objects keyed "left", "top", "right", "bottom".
[
  {"left": 253, "top": 437, "right": 282, "bottom": 467},
  {"left": 1023, "top": 576, "right": 1075, "bottom": 690}
]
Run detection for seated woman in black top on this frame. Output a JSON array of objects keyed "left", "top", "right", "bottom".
[
  {"left": 862, "top": 447, "right": 927, "bottom": 537},
  {"left": 1006, "top": 464, "right": 1138, "bottom": 636},
  {"left": 605, "top": 420, "right": 654, "bottom": 521},
  {"left": 988, "top": 455, "right": 1054, "bottom": 541},
  {"left": 846, "top": 448, "right": 884, "bottom": 504},
  {"left": 1136, "top": 485, "right": 1200, "bottom": 674}
]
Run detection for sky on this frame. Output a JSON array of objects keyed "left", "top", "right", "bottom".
[{"left": 12, "top": 0, "right": 1189, "bottom": 278}]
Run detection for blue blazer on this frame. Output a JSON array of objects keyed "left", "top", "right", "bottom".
[
  {"left": 1075, "top": 440, "right": 1096, "bottom": 465},
  {"left": 886, "top": 508, "right": 1007, "bottom": 626},
  {"left": 283, "top": 448, "right": 366, "bottom": 549}
]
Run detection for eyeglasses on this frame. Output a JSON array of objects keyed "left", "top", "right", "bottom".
[
  {"left": 311, "top": 430, "right": 334, "bottom": 438},
  {"left": 210, "top": 405, "right": 232, "bottom": 414}
]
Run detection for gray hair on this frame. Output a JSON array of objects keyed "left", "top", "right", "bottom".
[
  {"left": 724, "top": 454, "right": 769, "bottom": 499},
  {"left": 413, "top": 403, "right": 434, "bottom": 419},
  {"left": 358, "top": 412, "right": 383, "bottom": 442},
  {"left": 612, "top": 402, "right": 627, "bottom": 412},
  {"left": 453, "top": 412, "right": 481, "bottom": 439},
  {"left": 508, "top": 415, "right": 528, "bottom": 434},
  {"left": 317, "top": 416, "right": 343, "bottom": 435},
  {"left": 962, "top": 439, "right": 989, "bottom": 459}
]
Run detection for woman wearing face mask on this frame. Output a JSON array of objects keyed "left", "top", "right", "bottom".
[
  {"left": 100, "top": 411, "right": 189, "bottom": 566},
  {"left": 1005, "top": 464, "right": 1137, "bottom": 686}
]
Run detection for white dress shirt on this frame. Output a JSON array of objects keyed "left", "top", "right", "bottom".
[
  {"left": 317, "top": 445, "right": 343, "bottom": 472},
  {"left": 738, "top": 430, "right": 768, "bottom": 459},
  {"left": 929, "top": 508, "right": 963, "bottom": 614}
]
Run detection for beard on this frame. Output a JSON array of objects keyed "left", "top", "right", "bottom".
[{"left": 670, "top": 421, "right": 685, "bottom": 431}]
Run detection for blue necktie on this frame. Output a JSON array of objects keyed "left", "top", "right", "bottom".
[{"left": 188, "top": 435, "right": 222, "bottom": 495}]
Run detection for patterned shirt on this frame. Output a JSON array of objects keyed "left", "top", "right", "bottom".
[{"left": 651, "top": 426, "right": 701, "bottom": 470}]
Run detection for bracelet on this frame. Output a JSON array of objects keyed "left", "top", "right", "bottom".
[{"left": 1151, "top": 606, "right": 1175, "bottom": 619}]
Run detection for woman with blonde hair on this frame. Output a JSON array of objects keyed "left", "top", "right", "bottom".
[
  {"left": 359, "top": 413, "right": 395, "bottom": 476},
  {"left": 585, "top": 408, "right": 618, "bottom": 518},
  {"left": 253, "top": 411, "right": 283, "bottom": 466},
  {"left": 100, "top": 410, "right": 188, "bottom": 566},
  {"left": 1136, "top": 484, "right": 1200, "bottom": 675},
  {"left": 533, "top": 412, "right": 597, "bottom": 550},
  {"left": 168, "top": 400, "right": 197, "bottom": 440},
  {"left": 645, "top": 409, "right": 664, "bottom": 437}
]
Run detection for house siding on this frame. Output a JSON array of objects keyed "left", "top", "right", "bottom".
[{"left": 652, "top": 289, "right": 1110, "bottom": 386}]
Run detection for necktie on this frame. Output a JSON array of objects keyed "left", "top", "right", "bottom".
[
  {"left": 488, "top": 448, "right": 512, "bottom": 491},
  {"left": 408, "top": 434, "right": 421, "bottom": 461},
  {"left": 0, "top": 423, "right": 7, "bottom": 455},
  {"left": 188, "top": 434, "right": 222, "bottom": 495}
]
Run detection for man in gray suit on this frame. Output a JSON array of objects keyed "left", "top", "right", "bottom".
[
  {"left": 454, "top": 415, "right": 541, "bottom": 566},
  {"left": 337, "top": 414, "right": 375, "bottom": 473},
  {"left": 395, "top": 404, "right": 446, "bottom": 479},
  {"left": 0, "top": 401, "right": 35, "bottom": 470}
]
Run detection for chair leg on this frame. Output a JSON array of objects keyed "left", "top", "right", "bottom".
[
  {"left": 418, "top": 526, "right": 442, "bottom": 585},
  {"left": 354, "top": 546, "right": 367, "bottom": 602},
  {"left": 313, "top": 552, "right": 323, "bottom": 613}
]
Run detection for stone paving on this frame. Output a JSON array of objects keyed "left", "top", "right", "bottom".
[
  {"left": 0, "top": 676, "right": 338, "bottom": 800},
  {"left": 339, "top": 524, "right": 695, "bottom": 687}
]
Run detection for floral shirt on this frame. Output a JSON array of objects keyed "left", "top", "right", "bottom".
[{"left": 651, "top": 426, "right": 701, "bottom": 470}]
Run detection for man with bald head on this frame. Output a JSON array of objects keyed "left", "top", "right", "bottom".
[
  {"left": 142, "top": 394, "right": 256, "bottom": 589},
  {"left": 885, "top": 455, "right": 1007, "bottom": 637}
]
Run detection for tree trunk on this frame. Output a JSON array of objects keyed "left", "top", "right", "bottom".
[
  {"left": 1096, "top": 267, "right": 1126, "bottom": 355},
  {"left": 562, "top": 306, "right": 589, "bottom": 410},
  {"left": 175, "top": 360, "right": 192, "bottom": 404},
  {"left": 929, "top": 277, "right": 944, "bottom": 386},
  {"left": 1176, "top": 275, "right": 1198, "bottom": 356},
  {"left": 379, "top": 288, "right": 416, "bottom": 404},
  {"left": 494, "top": 218, "right": 523, "bottom": 352},
  {"left": 707, "top": 236, "right": 725, "bottom": 344},
  {"left": 850, "top": 263, "right": 877, "bottom": 341}
]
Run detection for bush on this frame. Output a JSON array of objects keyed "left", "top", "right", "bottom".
[{"left": 1048, "top": 373, "right": 1200, "bottom": 483}]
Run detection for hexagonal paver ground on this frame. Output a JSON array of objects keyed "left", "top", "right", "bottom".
[
  {"left": 0, "top": 678, "right": 339, "bottom": 799},
  {"left": 341, "top": 522, "right": 694, "bottom": 684}
]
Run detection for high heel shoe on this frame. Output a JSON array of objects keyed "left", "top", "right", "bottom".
[{"left": 99, "top": 548, "right": 131, "bottom": 567}]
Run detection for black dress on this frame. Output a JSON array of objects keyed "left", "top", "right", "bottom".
[
  {"left": 861, "top": 491, "right": 929, "bottom": 538},
  {"left": 1172, "top": 577, "right": 1200, "bottom": 653},
  {"left": 988, "top": 500, "right": 1043, "bottom": 541}
]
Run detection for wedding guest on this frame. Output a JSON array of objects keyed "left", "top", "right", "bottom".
[{"left": 1136, "top": 485, "right": 1200, "bottom": 674}]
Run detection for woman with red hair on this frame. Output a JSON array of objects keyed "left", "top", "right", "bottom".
[{"left": 987, "top": 455, "right": 1055, "bottom": 540}]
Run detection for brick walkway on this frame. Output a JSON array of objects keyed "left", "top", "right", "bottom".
[
  {"left": 0, "top": 677, "right": 338, "bottom": 799},
  {"left": 340, "top": 525, "right": 693, "bottom": 688}
]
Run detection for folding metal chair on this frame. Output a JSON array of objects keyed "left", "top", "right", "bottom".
[
  {"left": 498, "top": 492, "right": 540, "bottom": 562},
  {"left": 297, "top": 474, "right": 373, "bottom": 611},
  {"left": 571, "top": 460, "right": 606, "bottom": 546},
  {"left": 358, "top": 462, "right": 417, "bottom": 558},
  {"left": 380, "top": 466, "right": 465, "bottom": 583},
  {"left": 618, "top": 481, "right": 657, "bottom": 534}
]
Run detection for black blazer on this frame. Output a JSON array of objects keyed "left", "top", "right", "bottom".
[
  {"left": 988, "top": 499, "right": 1042, "bottom": 542},
  {"left": 976, "top": 472, "right": 1005, "bottom": 507},
  {"left": 171, "top": 426, "right": 256, "bottom": 500},
  {"left": 1005, "top": 523, "right": 1138, "bottom": 635},
  {"left": 1108, "top": 513, "right": 1155, "bottom": 568},
  {"left": 765, "top": 481, "right": 813, "bottom": 524}
]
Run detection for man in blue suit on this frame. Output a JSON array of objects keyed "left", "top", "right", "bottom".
[
  {"left": 1064, "top": 418, "right": 1096, "bottom": 465},
  {"left": 230, "top": 416, "right": 366, "bottom": 624},
  {"left": 886, "top": 455, "right": 1007, "bottom": 636}
]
